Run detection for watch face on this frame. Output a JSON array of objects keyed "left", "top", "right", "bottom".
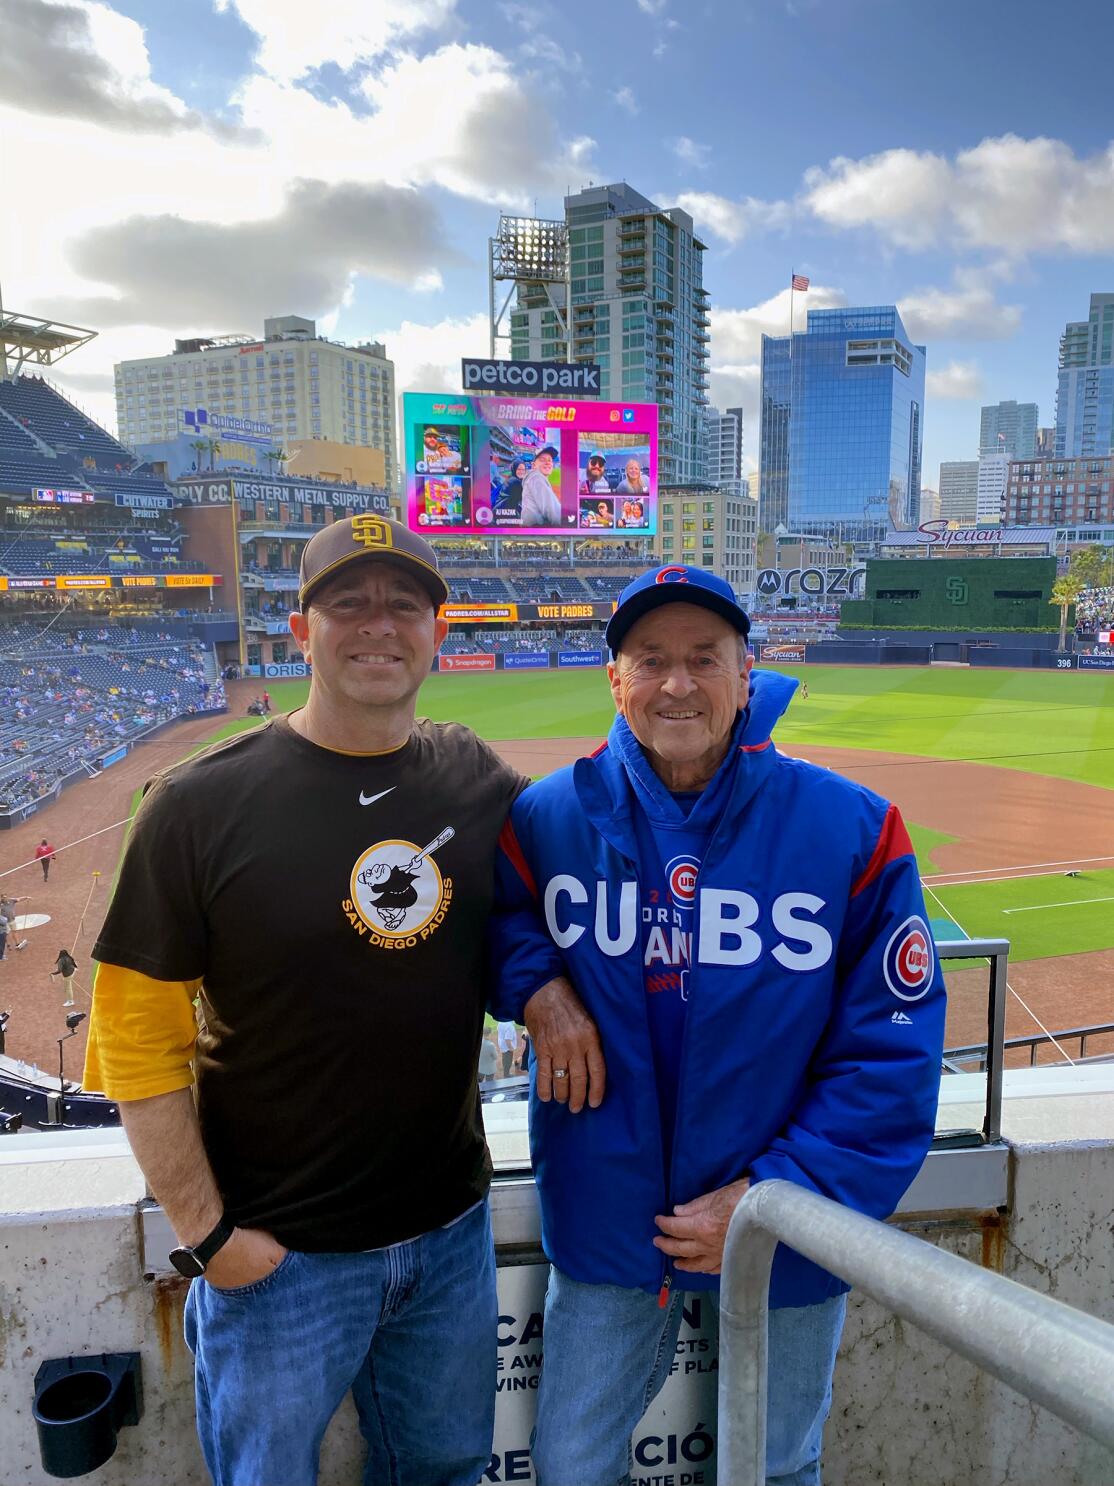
[{"left": 169, "top": 1246, "right": 206, "bottom": 1280}]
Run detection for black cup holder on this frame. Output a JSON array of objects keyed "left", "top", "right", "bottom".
[{"left": 33, "top": 1353, "right": 143, "bottom": 1479}]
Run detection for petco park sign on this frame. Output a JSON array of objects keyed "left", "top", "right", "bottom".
[{"left": 461, "top": 358, "right": 601, "bottom": 395}]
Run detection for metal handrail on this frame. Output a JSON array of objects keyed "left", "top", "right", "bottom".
[
  {"left": 718, "top": 1181, "right": 1114, "bottom": 1484},
  {"left": 935, "top": 937, "right": 1008, "bottom": 1144},
  {"left": 946, "top": 1021, "right": 1114, "bottom": 1070}
]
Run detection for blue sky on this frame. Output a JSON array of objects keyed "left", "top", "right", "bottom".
[{"left": 5, "top": 0, "right": 1113, "bottom": 485}]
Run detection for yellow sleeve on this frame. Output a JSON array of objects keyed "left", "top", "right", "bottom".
[{"left": 82, "top": 962, "right": 201, "bottom": 1102}]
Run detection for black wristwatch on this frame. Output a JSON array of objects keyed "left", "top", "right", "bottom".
[{"left": 169, "top": 1213, "right": 235, "bottom": 1279}]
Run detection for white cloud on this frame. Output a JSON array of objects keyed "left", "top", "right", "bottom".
[
  {"left": 673, "top": 190, "right": 789, "bottom": 245},
  {"left": 672, "top": 136, "right": 710, "bottom": 170},
  {"left": 710, "top": 283, "right": 848, "bottom": 365},
  {"left": 1, "top": 0, "right": 250, "bottom": 137},
  {"left": 213, "top": 0, "right": 458, "bottom": 82},
  {"left": 926, "top": 360, "right": 983, "bottom": 400},
  {"left": 615, "top": 86, "right": 638, "bottom": 115},
  {"left": 636, "top": 0, "right": 668, "bottom": 12},
  {"left": 898, "top": 269, "right": 1023, "bottom": 343},
  {"left": 802, "top": 135, "right": 1114, "bottom": 254},
  {"left": 372, "top": 312, "right": 490, "bottom": 397}
]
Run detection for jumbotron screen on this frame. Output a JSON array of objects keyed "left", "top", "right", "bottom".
[{"left": 403, "top": 392, "right": 658, "bottom": 537}]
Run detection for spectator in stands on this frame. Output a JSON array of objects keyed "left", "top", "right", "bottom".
[
  {"left": 490, "top": 563, "right": 946, "bottom": 1486},
  {"left": 35, "top": 839, "right": 56, "bottom": 882},
  {"left": 580, "top": 455, "right": 610, "bottom": 495},
  {"left": 616, "top": 457, "right": 649, "bottom": 495}
]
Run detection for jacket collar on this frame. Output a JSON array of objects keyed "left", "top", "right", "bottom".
[{"left": 573, "top": 668, "right": 798, "bottom": 856}]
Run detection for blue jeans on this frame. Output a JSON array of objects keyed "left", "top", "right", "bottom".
[
  {"left": 531, "top": 1268, "right": 847, "bottom": 1486},
  {"left": 183, "top": 1200, "right": 496, "bottom": 1486}
]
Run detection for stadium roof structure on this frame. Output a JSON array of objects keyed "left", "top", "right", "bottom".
[{"left": 0, "top": 305, "right": 97, "bottom": 380}]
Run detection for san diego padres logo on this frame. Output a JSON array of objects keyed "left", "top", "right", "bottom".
[
  {"left": 883, "top": 915, "right": 934, "bottom": 1002},
  {"left": 664, "top": 854, "right": 700, "bottom": 907},
  {"left": 343, "top": 827, "right": 454, "bottom": 947}
]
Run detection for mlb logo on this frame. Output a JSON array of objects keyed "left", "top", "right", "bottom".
[{"left": 622, "top": 409, "right": 635, "bottom": 423}]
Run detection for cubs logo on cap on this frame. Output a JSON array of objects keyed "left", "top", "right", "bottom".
[
  {"left": 605, "top": 563, "right": 751, "bottom": 656},
  {"left": 883, "top": 915, "right": 935, "bottom": 1002}
]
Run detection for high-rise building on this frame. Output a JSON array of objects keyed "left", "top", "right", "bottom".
[
  {"left": 1036, "top": 426, "right": 1057, "bottom": 454},
  {"left": 938, "top": 461, "right": 979, "bottom": 523},
  {"left": 1006, "top": 454, "right": 1114, "bottom": 527},
  {"left": 979, "top": 400, "right": 1038, "bottom": 459},
  {"left": 115, "top": 316, "right": 397, "bottom": 488},
  {"left": 510, "top": 184, "right": 711, "bottom": 484},
  {"left": 1055, "top": 293, "right": 1114, "bottom": 458},
  {"left": 759, "top": 306, "right": 925, "bottom": 539},
  {"left": 703, "top": 406, "right": 744, "bottom": 492},
  {"left": 919, "top": 487, "right": 941, "bottom": 523},
  {"left": 976, "top": 454, "right": 1010, "bottom": 524},
  {"left": 652, "top": 484, "right": 757, "bottom": 596}
]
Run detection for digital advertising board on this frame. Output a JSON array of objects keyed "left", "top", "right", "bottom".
[{"left": 404, "top": 393, "right": 657, "bottom": 538}]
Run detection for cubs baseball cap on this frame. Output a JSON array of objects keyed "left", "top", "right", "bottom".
[
  {"left": 298, "top": 515, "right": 449, "bottom": 611},
  {"left": 605, "top": 565, "right": 751, "bottom": 657}
]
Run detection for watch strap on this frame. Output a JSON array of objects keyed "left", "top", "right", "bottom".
[{"left": 187, "top": 1213, "right": 235, "bottom": 1269}]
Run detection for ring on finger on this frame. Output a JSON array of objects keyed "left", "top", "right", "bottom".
[{"left": 553, "top": 1068, "right": 569, "bottom": 1079}]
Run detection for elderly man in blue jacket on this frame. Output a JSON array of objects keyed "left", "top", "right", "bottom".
[{"left": 492, "top": 564, "right": 946, "bottom": 1486}]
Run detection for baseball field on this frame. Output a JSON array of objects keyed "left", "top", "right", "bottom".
[{"left": 3, "top": 663, "right": 1113, "bottom": 1075}]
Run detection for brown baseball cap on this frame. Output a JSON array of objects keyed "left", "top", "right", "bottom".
[{"left": 298, "top": 514, "right": 449, "bottom": 610}]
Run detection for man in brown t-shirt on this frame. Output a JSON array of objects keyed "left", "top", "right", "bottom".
[{"left": 84, "top": 516, "right": 603, "bottom": 1486}]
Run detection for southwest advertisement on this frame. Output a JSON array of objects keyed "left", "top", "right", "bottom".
[{"left": 403, "top": 392, "right": 658, "bottom": 538}]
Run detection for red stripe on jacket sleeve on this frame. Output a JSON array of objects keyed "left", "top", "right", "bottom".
[
  {"left": 852, "top": 803, "right": 914, "bottom": 898},
  {"left": 498, "top": 819, "right": 538, "bottom": 900}
]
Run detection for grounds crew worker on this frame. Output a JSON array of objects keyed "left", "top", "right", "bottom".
[
  {"left": 492, "top": 565, "right": 946, "bottom": 1486},
  {"left": 85, "top": 515, "right": 560, "bottom": 1486}
]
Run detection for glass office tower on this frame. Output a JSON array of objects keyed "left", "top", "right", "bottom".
[
  {"left": 1055, "top": 292, "right": 1114, "bottom": 457},
  {"left": 759, "top": 306, "right": 926, "bottom": 539}
]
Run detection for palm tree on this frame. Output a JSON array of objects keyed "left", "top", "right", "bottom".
[
  {"left": 206, "top": 439, "right": 222, "bottom": 471},
  {"left": 189, "top": 438, "right": 207, "bottom": 472},
  {"left": 1049, "top": 574, "right": 1085, "bottom": 653}
]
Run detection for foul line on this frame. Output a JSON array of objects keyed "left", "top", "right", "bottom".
[
  {"left": 0, "top": 814, "right": 136, "bottom": 882},
  {"left": 1003, "top": 896, "right": 1114, "bottom": 915},
  {"left": 923, "top": 854, "right": 1114, "bottom": 883},
  {"left": 920, "top": 881, "right": 1076, "bottom": 1067}
]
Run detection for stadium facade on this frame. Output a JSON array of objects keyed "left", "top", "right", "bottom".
[
  {"left": 114, "top": 316, "right": 398, "bottom": 490},
  {"left": 759, "top": 306, "right": 926, "bottom": 540}
]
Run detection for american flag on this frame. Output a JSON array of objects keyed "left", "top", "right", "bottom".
[{"left": 791, "top": 274, "right": 810, "bottom": 292}]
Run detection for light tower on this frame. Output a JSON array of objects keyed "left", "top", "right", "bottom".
[{"left": 487, "top": 215, "right": 571, "bottom": 362}]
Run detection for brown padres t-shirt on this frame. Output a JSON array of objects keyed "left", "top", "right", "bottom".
[{"left": 93, "top": 714, "right": 526, "bottom": 1251}]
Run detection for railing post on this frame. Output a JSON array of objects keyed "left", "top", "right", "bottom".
[
  {"left": 716, "top": 1185, "right": 780, "bottom": 1486},
  {"left": 984, "top": 949, "right": 1008, "bottom": 1143}
]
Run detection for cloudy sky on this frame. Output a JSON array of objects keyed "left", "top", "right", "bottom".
[{"left": 4, "top": 0, "right": 1113, "bottom": 484}]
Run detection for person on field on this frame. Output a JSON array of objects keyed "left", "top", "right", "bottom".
[
  {"left": 492, "top": 564, "right": 946, "bottom": 1486},
  {"left": 83, "top": 516, "right": 567, "bottom": 1486},
  {"left": 51, "top": 948, "right": 78, "bottom": 1008},
  {"left": 35, "top": 839, "right": 56, "bottom": 881}
]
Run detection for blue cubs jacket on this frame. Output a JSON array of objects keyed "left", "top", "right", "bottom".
[{"left": 490, "top": 670, "right": 947, "bottom": 1308}]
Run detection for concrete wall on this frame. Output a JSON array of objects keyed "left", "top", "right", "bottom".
[{"left": 2, "top": 1140, "right": 1113, "bottom": 1485}]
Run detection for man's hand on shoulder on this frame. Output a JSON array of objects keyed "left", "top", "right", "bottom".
[
  {"left": 653, "top": 1177, "right": 750, "bottom": 1275},
  {"left": 523, "top": 976, "right": 606, "bottom": 1113},
  {"left": 203, "top": 1226, "right": 288, "bottom": 1291}
]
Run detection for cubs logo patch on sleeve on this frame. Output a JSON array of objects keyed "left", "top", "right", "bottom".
[{"left": 883, "top": 915, "right": 934, "bottom": 1002}]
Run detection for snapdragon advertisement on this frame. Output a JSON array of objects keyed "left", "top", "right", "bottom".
[{"left": 404, "top": 392, "right": 658, "bottom": 537}]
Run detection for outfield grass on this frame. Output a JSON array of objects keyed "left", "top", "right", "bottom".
[
  {"left": 212, "top": 665, "right": 1114, "bottom": 791},
  {"left": 925, "top": 868, "right": 1114, "bottom": 964}
]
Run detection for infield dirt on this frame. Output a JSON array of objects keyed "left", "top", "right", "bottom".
[{"left": 1, "top": 711, "right": 1110, "bottom": 1075}]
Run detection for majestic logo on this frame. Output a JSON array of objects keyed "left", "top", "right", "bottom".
[
  {"left": 351, "top": 513, "right": 393, "bottom": 549},
  {"left": 891, "top": 1010, "right": 913, "bottom": 1025},
  {"left": 359, "top": 786, "right": 395, "bottom": 807},
  {"left": 655, "top": 566, "right": 689, "bottom": 585},
  {"left": 884, "top": 916, "right": 934, "bottom": 1002},
  {"left": 343, "top": 827, "right": 454, "bottom": 947},
  {"left": 665, "top": 855, "right": 700, "bottom": 907}
]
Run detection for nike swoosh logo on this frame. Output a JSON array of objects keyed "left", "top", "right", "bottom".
[{"left": 359, "top": 787, "right": 395, "bottom": 807}]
